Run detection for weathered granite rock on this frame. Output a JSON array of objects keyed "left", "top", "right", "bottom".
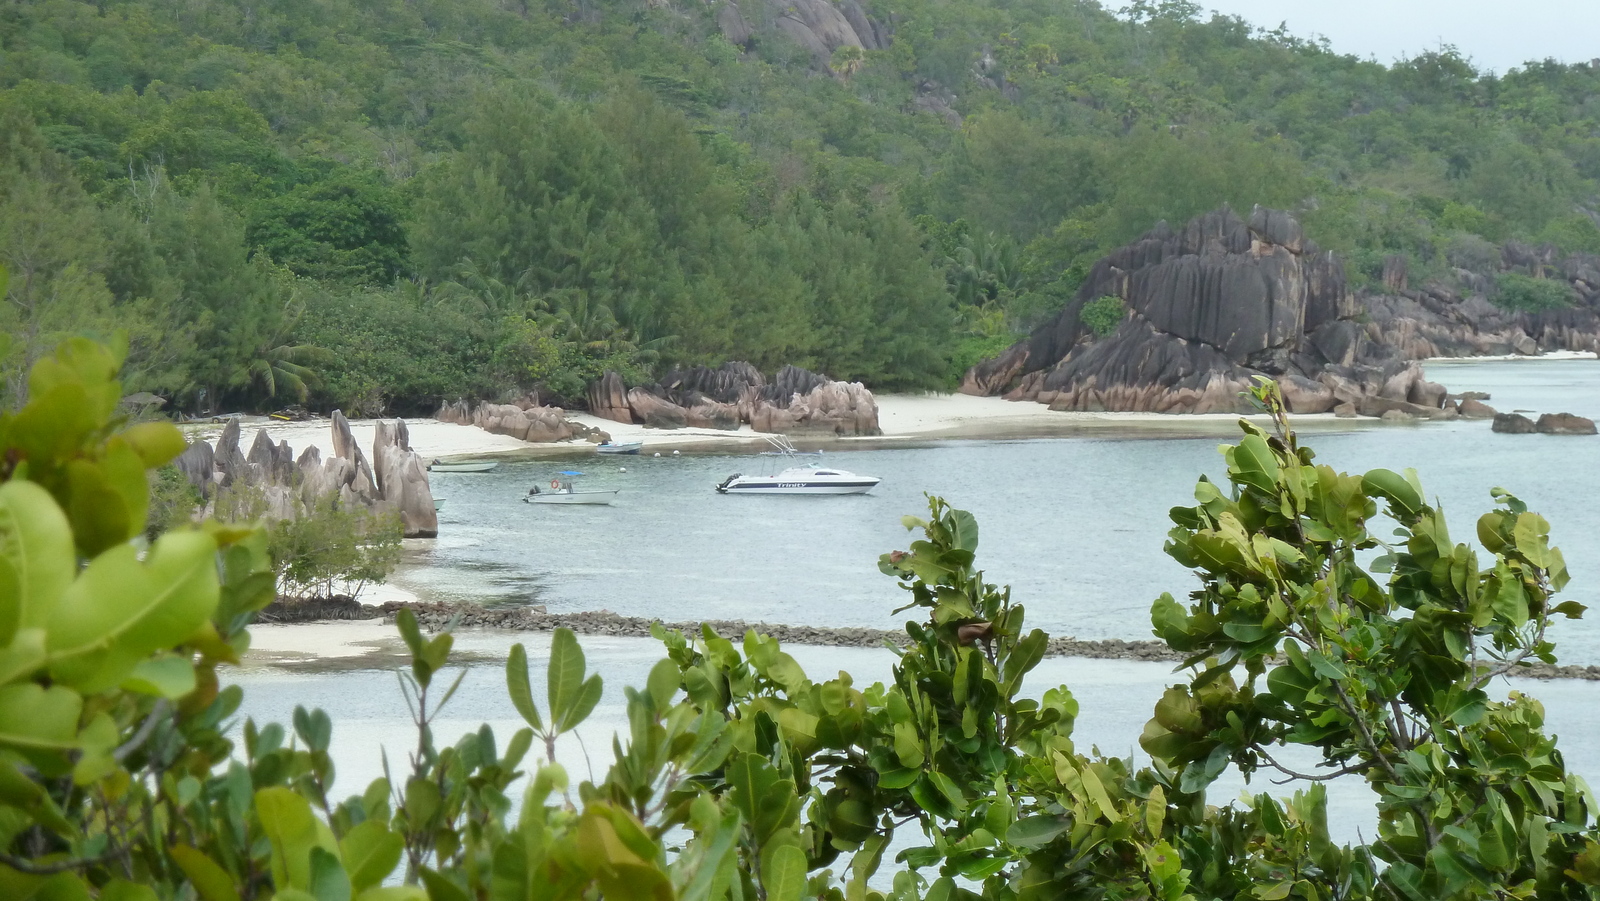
[
  {"left": 1492, "top": 413, "right": 1538, "bottom": 434},
  {"left": 1408, "top": 379, "right": 1449, "bottom": 409},
  {"left": 1380, "top": 409, "right": 1416, "bottom": 423},
  {"left": 1334, "top": 402, "right": 1358, "bottom": 418},
  {"left": 661, "top": 362, "right": 765, "bottom": 404},
  {"left": 961, "top": 206, "right": 1389, "bottom": 414},
  {"left": 214, "top": 418, "right": 248, "bottom": 486},
  {"left": 627, "top": 388, "right": 689, "bottom": 429},
  {"left": 715, "top": 0, "right": 754, "bottom": 46},
  {"left": 586, "top": 371, "right": 632, "bottom": 424},
  {"left": 174, "top": 440, "right": 216, "bottom": 497},
  {"left": 1536, "top": 412, "right": 1598, "bottom": 435},
  {"left": 177, "top": 415, "right": 439, "bottom": 538},
  {"left": 473, "top": 403, "right": 574, "bottom": 443},
  {"left": 965, "top": 206, "right": 1600, "bottom": 417},
  {"left": 1279, "top": 374, "right": 1337, "bottom": 414},
  {"left": 373, "top": 420, "right": 439, "bottom": 537},
  {"left": 1458, "top": 398, "right": 1498, "bottom": 419},
  {"left": 585, "top": 362, "right": 880, "bottom": 436}
]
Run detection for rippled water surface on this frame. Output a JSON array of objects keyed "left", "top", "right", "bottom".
[{"left": 402, "top": 358, "right": 1600, "bottom": 665}]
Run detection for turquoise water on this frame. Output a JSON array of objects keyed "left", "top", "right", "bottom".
[{"left": 407, "top": 357, "right": 1600, "bottom": 666}]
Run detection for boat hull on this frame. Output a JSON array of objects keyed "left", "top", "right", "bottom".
[
  {"left": 429, "top": 462, "right": 499, "bottom": 473},
  {"left": 526, "top": 490, "right": 620, "bottom": 506},
  {"left": 718, "top": 479, "right": 879, "bottom": 495},
  {"left": 596, "top": 443, "right": 642, "bottom": 455}
]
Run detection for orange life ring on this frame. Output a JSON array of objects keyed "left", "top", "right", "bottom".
[{"left": 550, "top": 478, "right": 561, "bottom": 489}]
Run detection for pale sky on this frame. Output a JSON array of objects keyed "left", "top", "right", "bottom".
[{"left": 1196, "top": 0, "right": 1599, "bottom": 74}]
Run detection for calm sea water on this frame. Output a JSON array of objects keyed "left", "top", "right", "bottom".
[{"left": 404, "top": 357, "right": 1600, "bottom": 666}]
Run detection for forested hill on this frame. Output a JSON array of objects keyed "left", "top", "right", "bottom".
[{"left": 3, "top": 0, "right": 1598, "bottom": 414}]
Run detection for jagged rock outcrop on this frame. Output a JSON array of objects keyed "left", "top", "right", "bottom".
[
  {"left": 1458, "top": 398, "right": 1498, "bottom": 419},
  {"left": 435, "top": 398, "right": 577, "bottom": 443},
  {"left": 178, "top": 414, "right": 438, "bottom": 538},
  {"left": 586, "top": 371, "right": 632, "bottom": 425},
  {"left": 372, "top": 420, "right": 440, "bottom": 536},
  {"left": 588, "top": 362, "right": 881, "bottom": 436},
  {"left": 966, "top": 206, "right": 1600, "bottom": 416},
  {"left": 965, "top": 205, "right": 1418, "bottom": 414}
]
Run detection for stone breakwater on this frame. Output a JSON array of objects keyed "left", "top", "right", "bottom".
[{"left": 261, "top": 599, "right": 1600, "bottom": 682}]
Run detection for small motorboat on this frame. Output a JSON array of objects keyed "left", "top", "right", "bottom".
[
  {"left": 525, "top": 471, "right": 619, "bottom": 506},
  {"left": 716, "top": 436, "right": 880, "bottom": 495},
  {"left": 429, "top": 459, "right": 500, "bottom": 473},
  {"left": 596, "top": 441, "right": 644, "bottom": 455}
]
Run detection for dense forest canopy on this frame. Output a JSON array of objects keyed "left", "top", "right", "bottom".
[{"left": 1, "top": 0, "right": 1598, "bottom": 413}]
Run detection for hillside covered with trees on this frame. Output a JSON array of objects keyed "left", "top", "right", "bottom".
[{"left": 3, "top": 0, "right": 1599, "bottom": 413}]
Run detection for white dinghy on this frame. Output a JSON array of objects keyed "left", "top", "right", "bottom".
[{"left": 525, "top": 471, "right": 619, "bottom": 506}]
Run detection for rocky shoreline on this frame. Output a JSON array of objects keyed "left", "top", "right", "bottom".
[{"left": 258, "top": 598, "right": 1600, "bottom": 682}]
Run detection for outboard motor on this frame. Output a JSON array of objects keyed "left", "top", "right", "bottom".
[{"left": 715, "top": 474, "right": 740, "bottom": 493}]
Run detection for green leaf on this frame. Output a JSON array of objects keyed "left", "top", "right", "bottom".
[
  {"left": 46, "top": 530, "right": 220, "bottom": 693},
  {"left": 1229, "top": 434, "right": 1282, "bottom": 494},
  {"left": 292, "top": 706, "right": 333, "bottom": 753},
  {"left": 256, "top": 787, "right": 324, "bottom": 890},
  {"left": 99, "top": 880, "right": 158, "bottom": 901},
  {"left": 418, "top": 868, "right": 471, "bottom": 901},
  {"left": 309, "top": 847, "right": 352, "bottom": 901},
  {"left": 171, "top": 845, "right": 242, "bottom": 901},
  {"left": 645, "top": 657, "right": 679, "bottom": 711},
  {"left": 0, "top": 482, "right": 76, "bottom": 645},
  {"left": 122, "top": 654, "right": 196, "bottom": 699},
  {"left": 762, "top": 844, "right": 807, "bottom": 901},
  {"left": 1362, "top": 468, "right": 1423, "bottom": 518},
  {"left": 547, "top": 628, "right": 587, "bottom": 731},
  {"left": 0, "top": 683, "right": 82, "bottom": 753},
  {"left": 1007, "top": 815, "right": 1070, "bottom": 849},
  {"left": 505, "top": 643, "right": 543, "bottom": 733},
  {"left": 0, "top": 629, "right": 47, "bottom": 687},
  {"left": 947, "top": 508, "right": 979, "bottom": 552},
  {"left": 556, "top": 674, "right": 602, "bottom": 734},
  {"left": 338, "top": 820, "right": 403, "bottom": 893}
]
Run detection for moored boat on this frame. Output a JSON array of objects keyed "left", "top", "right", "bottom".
[
  {"left": 596, "top": 441, "right": 644, "bottom": 455},
  {"left": 525, "top": 471, "right": 619, "bottom": 506},
  {"left": 715, "top": 435, "right": 880, "bottom": 495},
  {"left": 428, "top": 460, "right": 500, "bottom": 473}
]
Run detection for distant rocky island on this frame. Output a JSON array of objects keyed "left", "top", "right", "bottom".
[{"left": 962, "top": 205, "right": 1600, "bottom": 420}]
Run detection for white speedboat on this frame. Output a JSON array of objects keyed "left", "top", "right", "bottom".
[
  {"left": 525, "top": 471, "right": 619, "bottom": 506},
  {"left": 715, "top": 436, "right": 880, "bottom": 495},
  {"left": 596, "top": 441, "right": 643, "bottom": 455},
  {"left": 429, "top": 460, "right": 499, "bottom": 473}
]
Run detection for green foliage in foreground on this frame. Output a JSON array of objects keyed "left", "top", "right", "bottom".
[{"left": 3, "top": 341, "right": 1600, "bottom": 900}]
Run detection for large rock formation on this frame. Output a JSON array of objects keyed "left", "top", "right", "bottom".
[
  {"left": 177, "top": 414, "right": 439, "bottom": 537},
  {"left": 435, "top": 398, "right": 576, "bottom": 443},
  {"left": 964, "top": 205, "right": 1424, "bottom": 415},
  {"left": 967, "top": 205, "right": 1600, "bottom": 416},
  {"left": 589, "top": 362, "right": 881, "bottom": 436}
]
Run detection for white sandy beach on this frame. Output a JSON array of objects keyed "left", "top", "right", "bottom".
[{"left": 188, "top": 392, "right": 1357, "bottom": 463}]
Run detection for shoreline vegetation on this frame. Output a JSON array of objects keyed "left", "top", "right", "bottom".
[{"left": 250, "top": 598, "right": 1600, "bottom": 682}]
